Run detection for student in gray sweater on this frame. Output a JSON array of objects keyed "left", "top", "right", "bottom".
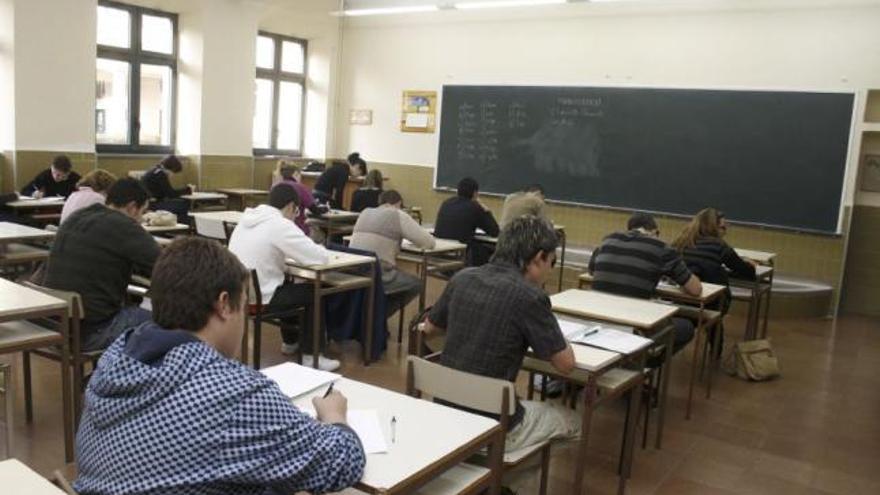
[{"left": 349, "top": 190, "right": 435, "bottom": 316}]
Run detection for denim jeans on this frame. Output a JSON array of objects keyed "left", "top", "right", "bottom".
[{"left": 82, "top": 306, "right": 153, "bottom": 352}]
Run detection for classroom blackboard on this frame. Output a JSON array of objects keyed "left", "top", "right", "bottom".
[{"left": 436, "top": 85, "right": 855, "bottom": 234}]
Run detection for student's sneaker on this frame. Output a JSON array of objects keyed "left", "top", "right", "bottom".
[
  {"left": 281, "top": 343, "right": 300, "bottom": 356},
  {"left": 302, "top": 354, "right": 341, "bottom": 372}
]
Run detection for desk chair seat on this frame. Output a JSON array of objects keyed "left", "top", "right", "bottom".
[{"left": 408, "top": 356, "right": 540, "bottom": 495}]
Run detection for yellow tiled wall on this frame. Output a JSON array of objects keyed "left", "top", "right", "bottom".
[{"left": 841, "top": 205, "right": 880, "bottom": 316}]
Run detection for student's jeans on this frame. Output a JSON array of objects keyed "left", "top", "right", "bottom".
[
  {"left": 646, "top": 316, "right": 695, "bottom": 368},
  {"left": 382, "top": 269, "right": 421, "bottom": 318},
  {"left": 82, "top": 307, "right": 153, "bottom": 352},
  {"left": 266, "top": 281, "right": 324, "bottom": 354}
]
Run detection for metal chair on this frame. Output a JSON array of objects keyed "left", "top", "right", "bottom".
[{"left": 246, "top": 269, "right": 306, "bottom": 369}]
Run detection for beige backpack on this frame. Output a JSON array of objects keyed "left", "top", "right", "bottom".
[{"left": 723, "top": 339, "right": 780, "bottom": 381}]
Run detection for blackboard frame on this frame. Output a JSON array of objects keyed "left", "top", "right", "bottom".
[{"left": 433, "top": 83, "right": 858, "bottom": 236}]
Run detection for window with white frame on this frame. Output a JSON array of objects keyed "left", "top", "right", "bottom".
[{"left": 253, "top": 32, "right": 307, "bottom": 155}]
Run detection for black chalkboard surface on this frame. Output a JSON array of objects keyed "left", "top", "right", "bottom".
[{"left": 436, "top": 85, "right": 854, "bottom": 234}]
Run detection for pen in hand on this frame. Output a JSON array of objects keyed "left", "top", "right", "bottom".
[{"left": 323, "top": 382, "right": 335, "bottom": 398}]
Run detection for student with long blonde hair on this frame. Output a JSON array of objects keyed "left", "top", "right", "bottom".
[{"left": 60, "top": 169, "right": 118, "bottom": 223}]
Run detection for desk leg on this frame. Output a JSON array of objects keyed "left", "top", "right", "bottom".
[
  {"left": 59, "top": 311, "right": 74, "bottom": 463},
  {"left": 573, "top": 375, "right": 597, "bottom": 495},
  {"left": 312, "top": 274, "right": 322, "bottom": 369},
  {"left": 557, "top": 230, "right": 567, "bottom": 293},
  {"left": 656, "top": 324, "right": 674, "bottom": 449},
  {"left": 363, "top": 262, "right": 375, "bottom": 366},
  {"left": 707, "top": 317, "right": 722, "bottom": 399},
  {"left": 760, "top": 272, "right": 774, "bottom": 339},
  {"left": 619, "top": 354, "right": 646, "bottom": 494},
  {"left": 685, "top": 307, "right": 705, "bottom": 420},
  {"left": 418, "top": 255, "right": 428, "bottom": 312}
]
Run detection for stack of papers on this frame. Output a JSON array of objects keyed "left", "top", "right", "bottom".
[
  {"left": 556, "top": 316, "right": 651, "bottom": 355},
  {"left": 557, "top": 318, "right": 601, "bottom": 341},
  {"left": 301, "top": 409, "right": 389, "bottom": 454},
  {"left": 260, "top": 362, "right": 340, "bottom": 398}
]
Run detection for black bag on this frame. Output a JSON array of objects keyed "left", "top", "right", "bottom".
[{"left": 303, "top": 161, "right": 325, "bottom": 172}]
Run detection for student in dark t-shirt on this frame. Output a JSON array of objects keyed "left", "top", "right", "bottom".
[
  {"left": 314, "top": 152, "right": 367, "bottom": 209},
  {"left": 588, "top": 212, "right": 701, "bottom": 355},
  {"left": 425, "top": 216, "right": 579, "bottom": 492},
  {"left": 433, "top": 177, "right": 500, "bottom": 266},
  {"left": 141, "top": 155, "right": 192, "bottom": 224},
  {"left": 350, "top": 169, "right": 383, "bottom": 213},
  {"left": 20, "top": 155, "right": 81, "bottom": 198}
]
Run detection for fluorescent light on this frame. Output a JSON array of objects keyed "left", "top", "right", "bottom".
[
  {"left": 454, "top": 0, "right": 567, "bottom": 10},
  {"left": 341, "top": 5, "right": 440, "bottom": 16}
]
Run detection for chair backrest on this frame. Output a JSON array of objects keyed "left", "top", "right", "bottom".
[
  {"left": 222, "top": 221, "right": 236, "bottom": 243},
  {"left": 193, "top": 216, "right": 228, "bottom": 242},
  {"left": 248, "top": 269, "right": 262, "bottom": 307},
  {"left": 22, "top": 282, "right": 84, "bottom": 321},
  {"left": 407, "top": 356, "right": 516, "bottom": 419}
]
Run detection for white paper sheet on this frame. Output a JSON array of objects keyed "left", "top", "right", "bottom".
[
  {"left": 576, "top": 329, "right": 652, "bottom": 355},
  {"left": 302, "top": 409, "right": 388, "bottom": 454},
  {"left": 404, "top": 113, "right": 429, "bottom": 128},
  {"left": 260, "top": 362, "right": 340, "bottom": 399},
  {"left": 556, "top": 317, "right": 600, "bottom": 341}
]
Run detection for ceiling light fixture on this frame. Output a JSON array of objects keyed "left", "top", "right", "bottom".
[{"left": 454, "top": 0, "right": 568, "bottom": 10}]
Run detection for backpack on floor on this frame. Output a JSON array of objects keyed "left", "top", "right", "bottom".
[{"left": 723, "top": 339, "right": 780, "bottom": 381}]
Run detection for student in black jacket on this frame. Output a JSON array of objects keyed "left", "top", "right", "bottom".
[
  {"left": 672, "top": 208, "right": 757, "bottom": 354},
  {"left": 314, "top": 152, "right": 367, "bottom": 209},
  {"left": 141, "top": 155, "right": 192, "bottom": 223},
  {"left": 45, "top": 178, "right": 160, "bottom": 351},
  {"left": 434, "top": 177, "right": 500, "bottom": 266},
  {"left": 20, "top": 155, "right": 81, "bottom": 198},
  {"left": 350, "top": 169, "right": 383, "bottom": 213}
]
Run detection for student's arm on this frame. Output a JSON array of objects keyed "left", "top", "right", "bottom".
[
  {"left": 120, "top": 221, "right": 161, "bottom": 274},
  {"left": 663, "top": 247, "right": 702, "bottom": 297},
  {"left": 20, "top": 170, "right": 49, "bottom": 196},
  {"left": 520, "top": 290, "right": 573, "bottom": 375},
  {"left": 0, "top": 192, "right": 18, "bottom": 206},
  {"left": 220, "top": 384, "right": 366, "bottom": 494},
  {"left": 476, "top": 202, "right": 500, "bottom": 237},
  {"left": 425, "top": 278, "right": 455, "bottom": 333},
  {"left": 277, "top": 223, "right": 330, "bottom": 266},
  {"left": 721, "top": 243, "right": 757, "bottom": 281},
  {"left": 398, "top": 210, "right": 436, "bottom": 250}
]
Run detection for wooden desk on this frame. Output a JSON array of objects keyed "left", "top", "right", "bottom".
[
  {"left": 0, "top": 222, "right": 55, "bottom": 268},
  {"left": 189, "top": 210, "right": 243, "bottom": 225},
  {"left": 0, "top": 459, "right": 66, "bottom": 494},
  {"left": 400, "top": 238, "right": 467, "bottom": 313},
  {"left": 473, "top": 224, "right": 567, "bottom": 292},
  {"left": 309, "top": 209, "right": 360, "bottom": 246},
  {"left": 216, "top": 188, "right": 268, "bottom": 210},
  {"left": 285, "top": 251, "right": 377, "bottom": 367},
  {"left": 181, "top": 192, "right": 228, "bottom": 212},
  {"left": 731, "top": 264, "right": 774, "bottom": 340},
  {"left": 551, "top": 289, "right": 678, "bottom": 449},
  {"left": 291, "top": 377, "right": 501, "bottom": 494},
  {"left": 300, "top": 172, "right": 382, "bottom": 211},
  {"left": 735, "top": 248, "right": 777, "bottom": 266},
  {"left": 142, "top": 222, "right": 190, "bottom": 235},
  {"left": 5, "top": 197, "right": 65, "bottom": 225},
  {"left": 0, "top": 279, "right": 73, "bottom": 462}
]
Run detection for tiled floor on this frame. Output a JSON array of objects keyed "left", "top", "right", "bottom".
[{"left": 2, "top": 273, "right": 879, "bottom": 494}]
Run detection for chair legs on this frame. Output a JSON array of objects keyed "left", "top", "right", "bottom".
[
  {"left": 397, "top": 301, "right": 406, "bottom": 345},
  {"left": 252, "top": 316, "right": 262, "bottom": 369},
  {"left": 538, "top": 443, "right": 551, "bottom": 495},
  {"left": 23, "top": 351, "right": 33, "bottom": 422}
]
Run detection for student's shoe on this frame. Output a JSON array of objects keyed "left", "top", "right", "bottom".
[
  {"left": 302, "top": 354, "right": 341, "bottom": 372},
  {"left": 281, "top": 343, "right": 300, "bottom": 356}
]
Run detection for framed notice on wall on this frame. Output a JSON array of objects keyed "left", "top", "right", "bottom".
[{"left": 401, "top": 90, "right": 437, "bottom": 133}]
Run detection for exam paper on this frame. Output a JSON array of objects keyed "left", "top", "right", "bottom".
[
  {"left": 302, "top": 409, "right": 388, "bottom": 454},
  {"left": 260, "top": 362, "right": 340, "bottom": 398}
]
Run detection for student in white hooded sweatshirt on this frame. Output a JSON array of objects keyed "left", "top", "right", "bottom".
[{"left": 229, "top": 184, "right": 340, "bottom": 371}]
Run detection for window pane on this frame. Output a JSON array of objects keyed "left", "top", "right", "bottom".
[
  {"left": 142, "top": 14, "right": 173, "bottom": 54},
  {"left": 256, "top": 36, "right": 275, "bottom": 70},
  {"left": 139, "top": 64, "right": 173, "bottom": 146},
  {"left": 277, "top": 81, "right": 303, "bottom": 151},
  {"left": 281, "top": 40, "right": 304, "bottom": 73},
  {"left": 96, "top": 58, "right": 131, "bottom": 145},
  {"left": 253, "top": 79, "right": 273, "bottom": 149},
  {"left": 97, "top": 6, "right": 130, "bottom": 48}
]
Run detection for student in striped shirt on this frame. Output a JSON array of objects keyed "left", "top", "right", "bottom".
[{"left": 588, "top": 212, "right": 701, "bottom": 356}]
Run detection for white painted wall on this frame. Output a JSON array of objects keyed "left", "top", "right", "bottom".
[
  {"left": 0, "top": 0, "right": 15, "bottom": 152},
  {"left": 335, "top": 2, "right": 880, "bottom": 207},
  {"left": 13, "top": 0, "right": 96, "bottom": 151}
]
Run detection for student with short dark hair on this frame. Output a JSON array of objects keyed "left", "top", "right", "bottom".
[
  {"left": 60, "top": 169, "right": 117, "bottom": 223},
  {"left": 273, "top": 160, "right": 324, "bottom": 236},
  {"left": 45, "top": 178, "right": 159, "bottom": 351},
  {"left": 314, "top": 152, "right": 367, "bottom": 209},
  {"left": 425, "top": 216, "right": 579, "bottom": 492},
  {"left": 141, "top": 155, "right": 193, "bottom": 223},
  {"left": 350, "top": 189, "right": 435, "bottom": 316},
  {"left": 588, "top": 211, "right": 701, "bottom": 355},
  {"left": 500, "top": 183, "right": 549, "bottom": 228},
  {"left": 74, "top": 237, "right": 365, "bottom": 495},
  {"left": 229, "top": 184, "right": 340, "bottom": 370},
  {"left": 20, "top": 155, "right": 81, "bottom": 198},
  {"left": 434, "top": 177, "right": 500, "bottom": 266},
  {"left": 350, "top": 169, "right": 383, "bottom": 213}
]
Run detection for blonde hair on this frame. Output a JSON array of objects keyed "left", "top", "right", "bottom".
[
  {"left": 277, "top": 160, "right": 301, "bottom": 181},
  {"left": 77, "top": 169, "right": 117, "bottom": 193},
  {"left": 672, "top": 208, "right": 725, "bottom": 251},
  {"left": 362, "top": 169, "right": 383, "bottom": 189}
]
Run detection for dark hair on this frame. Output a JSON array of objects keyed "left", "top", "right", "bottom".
[
  {"left": 52, "top": 155, "right": 73, "bottom": 173},
  {"left": 269, "top": 183, "right": 300, "bottom": 209},
  {"left": 363, "top": 169, "right": 383, "bottom": 189},
  {"left": 159, "top": 155, "right": 183, "bottom": 173},
  {"left": 380, "top": 189, "right": 403, "bottom": 206},
  {"left": 627, "top": 212, "right": 658, "bottom": 231},
  {"left": 525, "top": 184, "right": 545, "bottom": 195},
  {"left": 151, "top": 237, "right": 249, "bottom": 332},
  {"left": 491, "top": 216, "right": 558, "bottom": 271},
  {"left": 347, "top": 152, "right": 368, "bottom": 175},
  {"left": 106, "top": 177, "right": 150, "bottom": 208},
  {"left": 457, "top": 177, "right": 479, "bottom": 199}
]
